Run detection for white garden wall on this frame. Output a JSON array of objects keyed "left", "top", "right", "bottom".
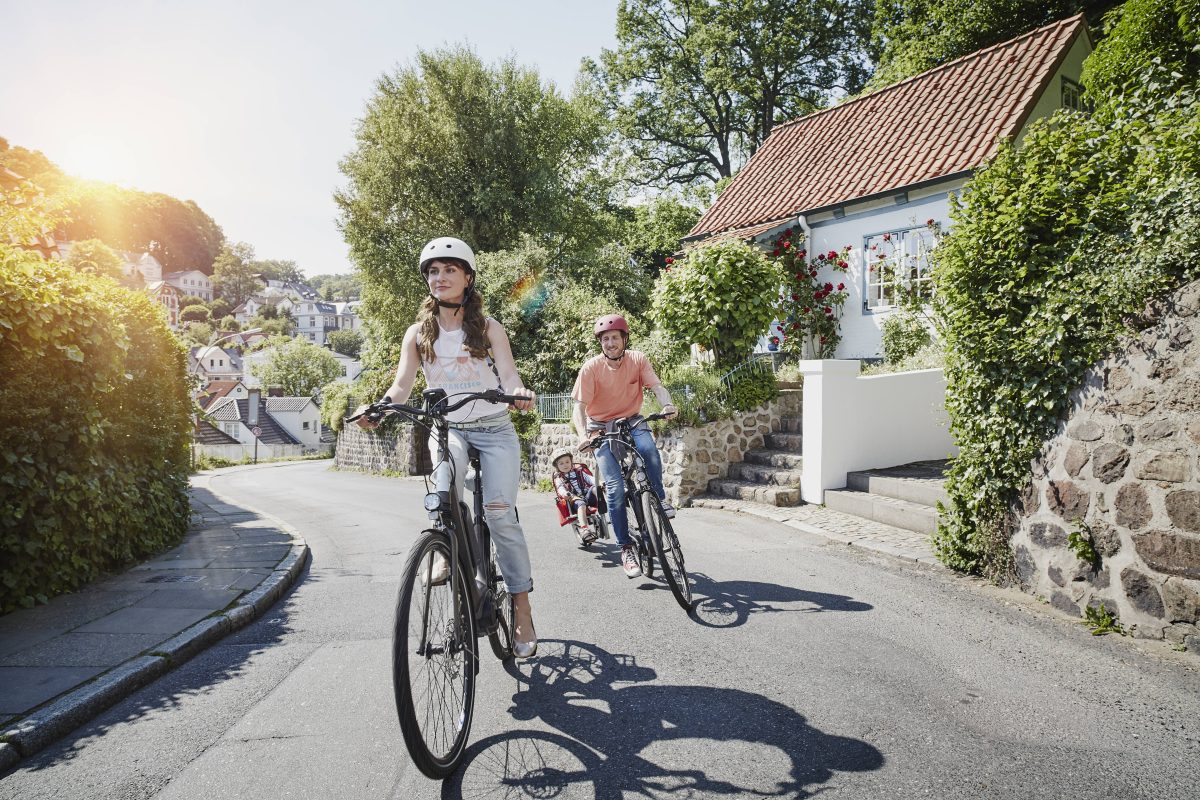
[{"left": 799, "top": 360, "right": 957, "bottom": 503}]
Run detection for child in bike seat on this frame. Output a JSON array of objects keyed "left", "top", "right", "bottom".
[{"left": 550, "top": 446, "right": 599, "bottom": 539}]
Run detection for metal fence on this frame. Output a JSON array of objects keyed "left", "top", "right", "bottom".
[{"left": 536, "top": 393, "right": 575, "bottom": 422}]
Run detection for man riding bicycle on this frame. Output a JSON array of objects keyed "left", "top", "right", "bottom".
[{"left": 571, "top": 314, "right": 677, "bottom": 579}]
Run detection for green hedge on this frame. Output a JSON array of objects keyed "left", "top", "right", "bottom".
[
  {"left": 933, "top": 22, "right": 1200, "bottom": 579},
  {"left": 0, "top": 247, "right": 192, "bottom": 611}
]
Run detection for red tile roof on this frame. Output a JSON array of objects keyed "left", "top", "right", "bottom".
[{"left": 688, "top": 14, "right": 1088, "bottom": 241}]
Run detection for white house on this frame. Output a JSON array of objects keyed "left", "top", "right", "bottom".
[
  {"left": 190, "top": 345, "right": 242, "bottom": 382},
  {"left": 334, "top": 301, "right": 363, "bottom": 332},
  {"left": 684, "top": 14, "right": 1093, "bottom": 359},
  {"left": 293, "top": 300, "right": 339, "bottom": 345},
  {"left": 165, "top": 269, "right": 214, "bottom": 302},
  {"left": 263, "top": 396, "right": 323, "bottom": 449},
  {"left": 197, "top": 378, "right": 250, "bottom": 410},
  {"left": 144, "top": 281, "right": 181, "bottom": 329},
  {"left": 329, "top": 350, "right": 364, "bottom": 384},
  {"left": 204, "top": 388, "right": 329, "bottom": 457}
]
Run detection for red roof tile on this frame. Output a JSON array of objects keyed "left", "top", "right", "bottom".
[{"left": 689, "top": 14, "right": 1088, "bottom": 241}]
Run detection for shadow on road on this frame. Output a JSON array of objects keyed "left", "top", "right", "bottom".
[
  {"left": 687, "top": 571, "right": 874, "bottom": 628},
  {"left": 443, "top": 639, "right": 883, "bottom": 799}
]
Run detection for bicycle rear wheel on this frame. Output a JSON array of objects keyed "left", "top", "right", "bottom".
[
  {"left": 393, "top": 530, "right": 478, "bottom": 779},
  {"left": 642, "top": 493, "right": 693, "bottom": 611},
  {"left": 487, "top": 548, "right": 515, "bottom": 661},
  {"left": 630, "top": 494, "right": 655, "bottom": 578}
]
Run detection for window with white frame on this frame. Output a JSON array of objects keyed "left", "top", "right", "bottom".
[
  {"left": 864, "top": 226, "right": 936, "bottom": 310},
  {"left": 303, "top": 421, "right": 310, "bottom": 430},
  {"left": 224, "top": 423, "right": 238, "bottom": 436},
  {"left": 1061, "top": 77, "right": 1090, "bottom": 113}
]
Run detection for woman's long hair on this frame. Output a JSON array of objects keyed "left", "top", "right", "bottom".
[{"left": 415, "top": 288, "right": 489, "bottom": 363}]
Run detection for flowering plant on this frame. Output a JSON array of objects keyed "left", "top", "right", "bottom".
[{"left": 769, "top": 227, "right": 851, "bottom": 358}]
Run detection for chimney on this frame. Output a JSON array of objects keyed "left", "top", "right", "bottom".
[{"left": 247, "top": 388, "right": 260, "bottom": 428}]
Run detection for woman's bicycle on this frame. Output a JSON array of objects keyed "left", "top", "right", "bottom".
[
  {"left": 584, "top": 413, "right": 694, "bottom": 612},
  {"left": 346, "top": 387, "right": 523, "bottom": 779}
]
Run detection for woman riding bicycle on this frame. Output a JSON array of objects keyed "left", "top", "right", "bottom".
[
  {"left": 570, "top": 314, "right": 677, "bottom": 578},
  {"left": 357, "top": 236, "right": 538, "bottom": 658}
]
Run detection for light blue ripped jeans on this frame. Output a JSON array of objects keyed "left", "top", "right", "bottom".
[{"left": 430, "top": 414, "right": 533, "bottom": 595}]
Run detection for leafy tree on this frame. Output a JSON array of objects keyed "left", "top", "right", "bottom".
[
  {"left": 652, "top": 239, "right": 783, "bottom": 367},
  {"left": 309, "top": 272, "right": 362, "bottom": 302},
  {"left": 250, "top": 337, "right": 344, "bottom": 396},
  {"left": 254, "top": 258, "right": 305, "bottom": 283},
  {"left": 177, "top": 294, "right": 206, "bottom": 309},
  {"left": 619, "top": 195, "right": 701, "bottom": 277},
  {"left": 180, "top": 305, "right": 210, "bottom": 323},
  {"left": 326, "top": 329, "right": 364, "bottom": 359},
  {"left": 180, "top": 322, "right": 214, "bottom": 347},
  {"left": 209, "top": 297, "right": 233, "bottom": 319},
  {"left": 216, "top": 316, "right": 240, "bottom": 332},
  {"left": 337, "top": 45, "right": 612, "bottom": 345},
  {"left": 1082, "top": 0, "right": 1200, "bottom": 102},
  {"left": 212, "top": 242, "right": 259, "bottom": 306},
  {"left": 248, "top": 310, "right": 295, "bottom": 338},
  {"left": 865, "top": 0, "right": 1121, "bottom": 92},
  {"left": 587, "top": 0, "right": 873, "bottom": 188},
  {"left": 62, "top": 238, "right": 124, "bottom": 281}
]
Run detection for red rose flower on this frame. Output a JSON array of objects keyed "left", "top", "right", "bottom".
[
  {"left": 837, "top": 260, "right": 848, "bottom": 269},
  {"left": 791, "top": 293, "right": 799, "bottom": 301},
  {"left": 802, "top": 307, "right": 811, "bottom": 314},
  {"left": 926, "top": 219, "right": 935, "bottom": 226},
  {"left": 810, "top": 270, "right": 818, "bottom": 278},
  {"left": 665, "top": 257, "right": 674, "bottom": 264},
  {"left": 824, "top": 282, "right": 834, "bottom": 292},
  {"left": 823, "top": 306, "right": 832, "bottom": 314},
  {"left": 827, "top": 250, "right": 837, "bottom": 259},
  {"left": 797, "top": 249, "right": 807, "bottom": 258},
  {"left": 882, "top": 233, "right": 891, "bottom": 242},
  {"left": 837, "top": 282, "right": 845, "bottom": 291}
]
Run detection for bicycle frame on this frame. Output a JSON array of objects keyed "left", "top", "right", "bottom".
[{"left": 589, "top": 415, "right": 667, "bottom": 548}]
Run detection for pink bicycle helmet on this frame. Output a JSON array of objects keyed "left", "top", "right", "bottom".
[{"left": 593, "top": 314, "right": 629, "bottom": 338}]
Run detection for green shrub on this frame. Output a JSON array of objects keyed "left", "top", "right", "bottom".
[
  {"left": 861, "top": 343, "right": 944, "bottom": 376},
  {"left": 933, "top": 40, "right": 1200, "bottom": 578},
  {"left": 726, "top": 363, "right": 779, "bottom": 411},
  {"left": 652, "top": 239, "right": 783, "bottom": 368},
  {"left": 1, "top": 247, "right": 192, "bottom": 611},
  {"left": 880, "top": 310, "right": 932, "bottom": 364}
]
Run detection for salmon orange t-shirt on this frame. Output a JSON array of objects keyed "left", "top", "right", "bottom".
[{"left": 571, "top": 350, "right": 661, "bottom": 423}]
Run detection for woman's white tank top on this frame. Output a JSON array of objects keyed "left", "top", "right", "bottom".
[{"left": 421, "top": 323, "right": 508, "bottom": 423}]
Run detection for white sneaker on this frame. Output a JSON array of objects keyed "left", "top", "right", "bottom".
[
  {"left": 621, "top": 545, "right": 642, "bottom": 578},
  {"left": 421, "top": 552, "right": 450, "bottom": 586},
  {"left": 661, "top": 502, "right": 676, "bottom": 519}
]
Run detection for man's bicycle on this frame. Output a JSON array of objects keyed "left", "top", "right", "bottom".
[
  {"left": 347, "top": 387, "right": 523, "bottom": 779},
  {"left": 585, "top": 413, "right": 693, "bottom": 612}
]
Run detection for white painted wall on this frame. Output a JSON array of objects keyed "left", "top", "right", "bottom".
[
  {"left": 268, "top": 405, "right": 322, "bottom": 448},
  {"left": 798, "top": 360, "right": 957, "bottom": 503}
]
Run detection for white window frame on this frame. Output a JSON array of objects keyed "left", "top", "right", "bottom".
[{"left": 864, "top": 225, "right": 936, "bottom": 311}]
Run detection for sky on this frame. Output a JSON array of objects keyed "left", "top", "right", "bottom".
[{"left": 1, "top": 0, "right": 619, "bottom": 275}]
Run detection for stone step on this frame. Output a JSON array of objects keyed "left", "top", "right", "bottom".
[
  {"left": 765, "top": 432, "right": 804, "bottom": 451},
  {"left": 778, "top": 416, "right": 802, "bottom": 434},
  {"left": 743, "top": 448, "right": 804, "bottom": 469},
  {"left": 845, "top": 461, "right": 950, "bottom": 509},
  {"left": 707, "top": 479, "right": 801, "bottom": 507},
  {"left": 727, "top": 461, "right": 804, "bottom": 485},
  {"left": 823, "top": 489, "right": 939, "bottom": 536}
]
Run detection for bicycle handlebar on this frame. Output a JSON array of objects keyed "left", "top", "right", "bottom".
[
  {"left": 577, "top": 412, "right": 672, "bottom": 451},
  {"left": 344, "top": 388, "right": 526, "bottom": 425}
]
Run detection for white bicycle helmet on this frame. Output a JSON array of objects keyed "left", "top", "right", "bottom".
[
  {"left": 550, "top": 447, "right": 575, "bottom": 465},
  {"left": 419, "top": 237, "right": 476, "bottom": 274}
]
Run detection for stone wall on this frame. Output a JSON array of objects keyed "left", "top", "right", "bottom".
[
  {"left": 334, "top": 422, "right": 431, "bottom": 475},
  {"left": 527, "top": 391, "right": 802, "bottom": 505},
  {"left": 1011, "top": 279, "right": 1200, "bottom": 650}
]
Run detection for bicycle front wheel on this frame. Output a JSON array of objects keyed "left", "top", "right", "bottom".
[
  {"left": 393, "top": 530, "right": 478, "bottom": 779},
  {"left": 642, "top": 493, "right": 693, "bottom": 611}
]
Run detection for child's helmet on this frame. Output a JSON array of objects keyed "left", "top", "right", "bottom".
[
  {"left": 419, "top": 237, "right": 476, "bottom": 274},
  {"left": 593, "top": 314, "right": 629, "bottom": 338},
  {"left": 550, "top": 447, "right": 574, "bottom": 465}
]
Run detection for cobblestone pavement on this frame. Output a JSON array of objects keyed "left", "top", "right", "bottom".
[{"left": 690, "top": 495, "right": 939, "bottom": 566}]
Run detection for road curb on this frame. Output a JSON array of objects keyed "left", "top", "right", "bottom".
[
  {"left": 0, "top": 484, "right": 310, "bottom": 771},
  {"left": 691, "top": 497, "right": 943, "bottom": 568}
]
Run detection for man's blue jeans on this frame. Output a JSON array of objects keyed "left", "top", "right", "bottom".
[{"left": 594, "top": 425, "right": 667, "bottom": 547}]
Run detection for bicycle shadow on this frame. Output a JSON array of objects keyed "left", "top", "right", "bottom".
[
  {"left": 687, "top": 571, "right": 874, "bottom": 629},
  {"left": 444, "top": 639, "right": 883, "bottom": 799}
]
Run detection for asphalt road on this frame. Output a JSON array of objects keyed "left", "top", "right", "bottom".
[{"left": 2, "top": 460, "right": 1198, "bottom": 799}]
